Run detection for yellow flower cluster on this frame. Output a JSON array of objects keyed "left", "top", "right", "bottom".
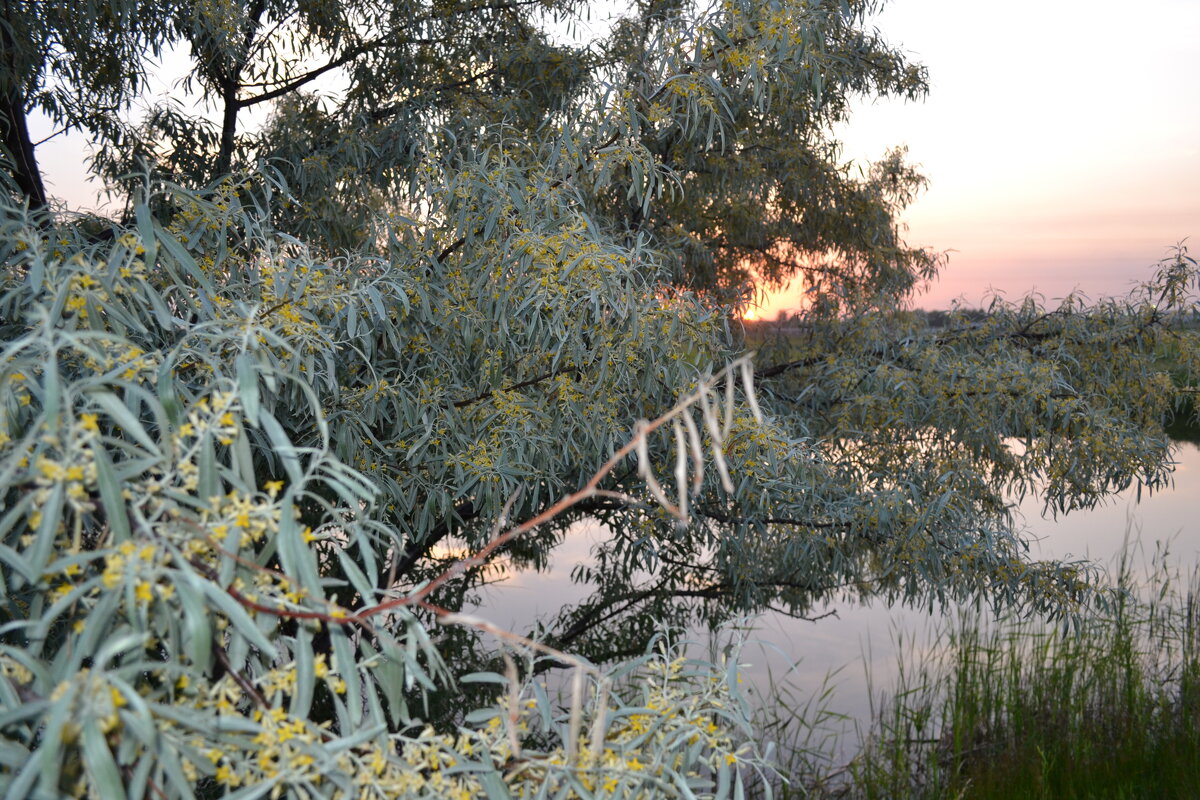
[
  {"left": 50, "top": 669, "right": 128, "bottom": 743},
  {"left": 28, "top": 432, "right": 99, "bottom": 540},
  {"left": 200, "top": 488, "right": 283, "bottom": 549},
  {"left": 255, "top": 256, "right": 349, "bottom": 345},
  {"left": 5, "top": 368, "right": 33, "bottom": 410},
  {"left": 177, "top": 390, "right": 241, "bottom": 448},
  {"left": 100, "top": 540, "right": 174, "bottom": 608}
]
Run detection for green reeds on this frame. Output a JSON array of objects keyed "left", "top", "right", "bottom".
[{"left": 761, "top": 543, "right": 1200, "bottom": 799}]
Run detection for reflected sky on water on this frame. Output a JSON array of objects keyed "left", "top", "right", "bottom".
[{"left": 472, "top": 442, "right": 1200, "bottom": 750}]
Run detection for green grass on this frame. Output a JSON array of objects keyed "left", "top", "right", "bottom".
[{"left": 757, "top": 546, "right": 1200, "bottom": 799}]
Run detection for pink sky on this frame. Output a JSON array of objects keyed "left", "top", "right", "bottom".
[
  {"left": 754, "top": 0, "right": 1200, "bottom": 314},
  {"left": 31, "top": 1, "right": 1200, "bottom": 312}
]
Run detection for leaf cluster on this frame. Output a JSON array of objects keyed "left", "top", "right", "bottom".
[{"left": 0, "top": 181, "right": 774, "bottom": 797}]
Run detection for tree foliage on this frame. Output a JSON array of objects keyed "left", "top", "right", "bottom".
[
  {"left": 0, "top": 0, "right": 1198, "bottom": 797},
  {"left": 81, "top": 0, "right": 936, "bottom": 298},
  {"left": 0, "top": 0, "right": 174, "bottom": 210},
  {"left": 0, "top": 185, "right": 777, "bottom": 798}
]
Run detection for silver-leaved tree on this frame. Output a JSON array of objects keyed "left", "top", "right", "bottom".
[{"left": 1, "top": 0, "right": 1197, "bottom": 797}]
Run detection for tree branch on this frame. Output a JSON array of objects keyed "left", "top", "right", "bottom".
[
  {"left": 368, "top": 67, "right": 500, "bottom": 121},
  {"left": 387, "top": 500, "right": 478, "bottom": 585},
  {"left": 238, "top": 35, "right": 427, "bottom": 110},
  {"left": 451, "top": 367, "right": 575, "bottom": 408}
]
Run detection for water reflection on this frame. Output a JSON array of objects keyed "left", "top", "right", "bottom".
[{"left": 473, "top": 442, "right": 1200, "bottom": 745}]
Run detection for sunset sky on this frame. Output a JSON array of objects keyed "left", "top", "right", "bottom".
[
  {"left": 758, "top": 0, "right": 1200, "bottom": 313},
  {"left": 30, "top": 0, "right": 1200, "bottom": 312}
]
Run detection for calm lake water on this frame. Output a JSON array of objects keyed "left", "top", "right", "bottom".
[{"left": 473, "top": 441, "right": 1200, "bottom": 742}]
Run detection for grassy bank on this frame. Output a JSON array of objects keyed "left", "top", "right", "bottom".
[{"left": 758, "top": 547, "right": 1200, "bottom": 799}]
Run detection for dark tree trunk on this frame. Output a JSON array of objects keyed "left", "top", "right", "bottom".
[
  {"left": 0, "top": 6, "right": 47, "bottom": 213},
  {"left": 216, "top": 93, "right": 240, "bottom": 178},
  {"left": 0, "top": 89, "right": 45, "bottom": 211},
  {"left": 213, "top": 0, "right": 269, "bottom": 179}
]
